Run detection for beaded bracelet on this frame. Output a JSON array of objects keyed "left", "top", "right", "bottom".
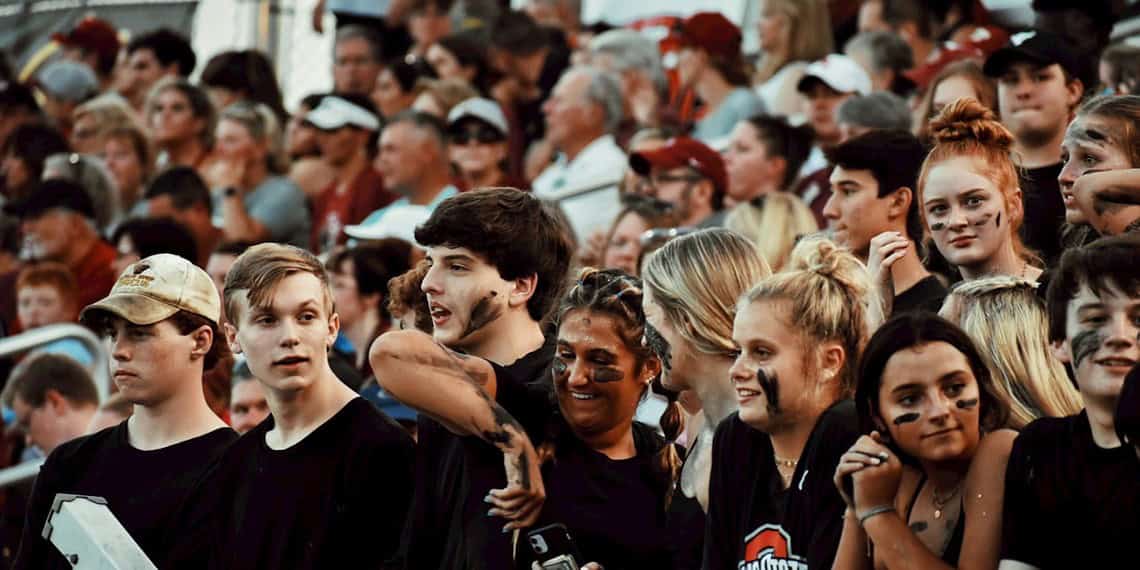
[{"left": 857, "top": 505, "right": 895, "bottom": 526}]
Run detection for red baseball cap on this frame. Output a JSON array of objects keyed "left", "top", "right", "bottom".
[
  {"left": 630, "top": 137, "right": 727, "bottom": 196},
  {"left": 679, "top": 12, "right": 741, "bottom": 61},
  {"left": 52, "top": 17, "right": 121, "bottom": 62},
  {"left": 903, "top": 45, "right": 984, "bottom": 91}
]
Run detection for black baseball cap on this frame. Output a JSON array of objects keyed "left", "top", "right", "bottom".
[
  {"left": 983, "top": 29, "right": 1087, "bottom": 83},
  {"left": 3, "top": 178, "right": 95, "bottom": 220}
]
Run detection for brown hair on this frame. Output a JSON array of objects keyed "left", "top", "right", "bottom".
[
  {"left": 223, "top": 243, "right": 332, "bottom": 324},
  {"left": 913, "top": 60, "right": 996, "bottom": 142},
  {"left": 917, "top": 98, "right": 1036, "bottom": 264},
  {"left": 17, "top": 262, "right": 78, "bottom": 308},
  {"left": 1, "top": 352, "right": 99, "bottom": 409},
  {"left": 104, "top": 124, "right": 154, "bottom": 180},
  {"left": 1073, "top": 94, "right": 1140, "bottom": 167},
  {"left": 386, "top": 260, "right": 433, "bottom": 333}
]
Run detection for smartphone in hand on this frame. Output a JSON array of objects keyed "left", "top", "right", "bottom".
[{"left": 527, "top": 524, "right": 584, "bottom": 570}]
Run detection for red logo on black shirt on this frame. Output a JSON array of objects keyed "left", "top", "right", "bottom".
[{"left": 740, "top": 524, "right": 807, "bottom": 570}]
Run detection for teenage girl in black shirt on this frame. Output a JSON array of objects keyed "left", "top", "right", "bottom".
[
  {"left": 832, "top": 313, "right": 1015, "bottom": 569},
  {"left": 703, "top": 236, "right": 867, "bottom": 570}
]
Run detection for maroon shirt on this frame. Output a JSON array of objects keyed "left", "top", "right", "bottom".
[{"left": 310, "top": 167, "right": 397, "bottom": 253}]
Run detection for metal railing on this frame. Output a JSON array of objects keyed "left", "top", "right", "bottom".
[{"left": 0, "top": 324, "right": 110, "bottom": 488}]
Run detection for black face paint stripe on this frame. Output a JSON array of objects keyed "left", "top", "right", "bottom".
[
  {"left": 972, "top": 212, "right": 993, "bottom": 227},
  {"left": 461, "top": 293, "right": 504, "bottom": 339},
  {"left": 955, "top": 398, "right": 979, "bottom": 410},
  {"left": 592, "top": 366, "right": 624, "bottom": 383},
  {"left": 551, "top": 358, "right": 568, "bottom": 377},
  {"left": 931, "top": 222, "right": 946, "bottom": 231},
  {"left": 1125, "top": 217, "right": 1140, "bottom": 235},
  {"left": 644, "top": 322, "right": 672, "bottom": 371},
  {"left": 756, "top": 367, "right": 780, "bottom": 414},
  {"left": 893, "top": 412, "right": 920, "bottom": 425},
  {"left": 995, "top": 212, "right": 1001, "bottom": 228},
  {"left": 1071, "top": 329, "right": 1105, "bottom": 369}
]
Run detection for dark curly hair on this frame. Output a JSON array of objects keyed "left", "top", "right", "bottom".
[{"left": 540, "top": 267, "right": 683, "bottom": 508}]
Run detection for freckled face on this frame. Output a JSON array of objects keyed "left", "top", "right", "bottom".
[
  {"left": 877, "top": 341, "right": 982, "bottom": 463},
  {"left": 553, "top": 310, "right": 657, "bottom": 438},
  {"left": 922, "top": 156, "right": 1017, "bottom": 270}
]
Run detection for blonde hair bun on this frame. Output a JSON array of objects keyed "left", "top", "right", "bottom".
[
  {"left": 928, "top": 98, "right": 1014, "bottom": 151},
  {"left": 786, "top": 234, "right": 869, "bottom": 298}
]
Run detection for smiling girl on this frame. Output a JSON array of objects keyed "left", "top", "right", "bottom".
[
  {"left": 918, "top": 99, "right": 1044, "bottom": 284},
  {"left": 832, "top": 313, "right": 1015, "bottom": 569},
  {"left": 704, "top": 236, "right": 867, "bottom": 569}
]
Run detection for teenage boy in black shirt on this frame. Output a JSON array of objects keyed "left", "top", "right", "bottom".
[
  {"left": 984, "top": 30, "right": 1087, "bottom": 267},
  {"left": 14, "top": 254, "right": 236, "bottom": 569},
  {"left": 370, "top": 188, "right": 574, "bottom": 570},
  {"left": 182, "top": 243, "right": 414, "bottom": 569},
  {"left": 1001, "top": 234, "right": 1140, "bottom": 568},
  {"left": 822, "top": 130, "right": 948, "bottom": 316}
]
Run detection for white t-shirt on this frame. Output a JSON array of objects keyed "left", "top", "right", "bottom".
[{"left": 532, "top": 134, "right": 626, "bottom": 246}]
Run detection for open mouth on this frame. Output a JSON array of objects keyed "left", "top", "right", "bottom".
[
  {"left": 736, "top": 387, "right": 762, "bottom": 402},
  {"left": 273, "top": 356, "right": 309, "bottom": 367},
  {"left": 1095, "top": 357, "right": 1137, "bottom": 369},
  {"left": 429, "top": 303, "right": 452, "bottom": 325}
]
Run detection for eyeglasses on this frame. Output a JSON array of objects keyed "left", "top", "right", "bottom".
[{"left": 449, "top": 127, "right": 504, "bottom": 145}]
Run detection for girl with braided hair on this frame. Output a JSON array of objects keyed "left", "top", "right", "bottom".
[{"left": 513, "top": 267, "right": 676, "bottom": 569}]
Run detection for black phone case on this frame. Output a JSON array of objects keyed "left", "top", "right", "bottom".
[{"left": 526, "top": 523, "right": 584, "bottom": 566}]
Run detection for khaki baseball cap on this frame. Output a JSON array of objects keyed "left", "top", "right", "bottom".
[{"left": 81, "top": 254, "right": 221, "bottom": 326}]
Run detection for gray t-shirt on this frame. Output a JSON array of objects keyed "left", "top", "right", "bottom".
[
  {"left": 692, "top": 87, "right": 766, "bottom": 144},
  {"left": 213, "top": 176, "right": 311, "bottom": 250}
]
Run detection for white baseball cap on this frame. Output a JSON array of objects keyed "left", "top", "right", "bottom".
[
  {"left": 797, "top": 54, "right": 872, "bottom": 96},
  {"left": 81, "top": 254, "right": 221, "bottom": 325},
  {"left": 344, "top": 204, "right": 431, "bottom": 245},
  {"left": 447, "top": 97, "right": 509, "bottom": 135},
  {"left": 304, "top": 96, "right": 381, "bottom": 131}
]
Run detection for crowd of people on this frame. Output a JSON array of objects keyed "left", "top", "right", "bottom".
[{"left": 0, "top": 0, "right": 1138, "bottom": 568}]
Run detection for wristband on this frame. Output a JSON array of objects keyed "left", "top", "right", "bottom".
[{"left": 857, "top": 505, "right": 895, "bottom": 526}]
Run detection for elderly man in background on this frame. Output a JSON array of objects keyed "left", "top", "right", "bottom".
[{"left": 531, "top": 65, "right": 626, "bottom": 246}]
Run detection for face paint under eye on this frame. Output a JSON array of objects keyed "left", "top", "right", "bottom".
[
  {"left": 1124, "top": 217, "right": 1140, "bottom": 235},
  {"left": 592, "top": 366, "right": 624, "bottom": 383},
  {"left": 643, "top": 322, "right": 672, "bottom": 371},
  {"left": 551, "top": 358, "right": 568, "bottom": 379},
  {"left": 972, "top": 211, "right": 993, "bottom": 227},
  {"left": 461, "top": 293, "right": 504, "bottom": 339},
  {"left": 1071, "top": 329, "right": 1106, "bottom": 368},
  {"left": 955, "top": 398, "right": 979, "bottom": 410},
  {"left": 930, "top": 222, "right": 947, "bottom": 231},
  {"left": 893, "top": 412, "right": 921, "bottom": 425},
  {"left": 994, "top": 212, "right": 1001, "bottom": 228},
  {"left": 756, "top": 367, "right": 780, "bottom": 415}
]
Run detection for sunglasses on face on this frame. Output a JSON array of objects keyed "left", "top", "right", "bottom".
[{"left": 449, "top": 127, "right": 504, "bottom": 145}]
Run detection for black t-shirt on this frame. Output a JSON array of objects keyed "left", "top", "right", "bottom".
[
  {"left": 1019, "top": 163, "right": 1066, "bottom": 267},
  {"left": 703, "top": 400, "right": 859, "bottom": 570},
  {"left": 893, "top": 275, "right": 949, "bottom": 315},
  {"left": 13, "top": 422, "right": 236, "bottom": 570},
  {"left": 403, "top": 338, "right": 556, "bottom": 570},
  {"left": 196, "top": 397, "right": 414, "bottom": 569},
  {"left": 1002, "top": 411, "right": 1140, "bottom": 567},
  {"left": 515, "top": 421, "right": 672, "bottom": 570},
  {"left": 667, "top": 468, "right": 706, "bottom": 570}
]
